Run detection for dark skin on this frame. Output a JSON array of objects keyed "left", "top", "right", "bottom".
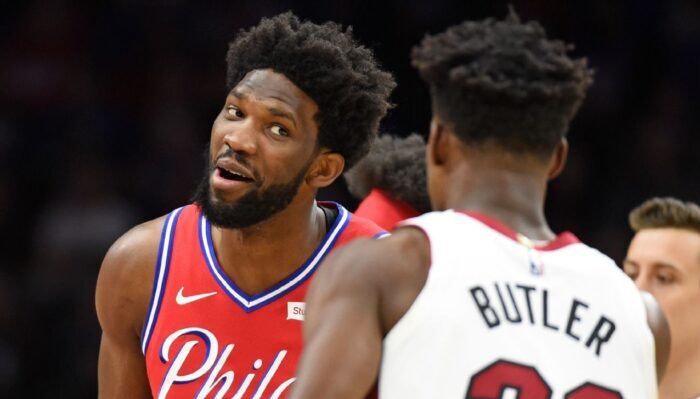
[
  {"left": 289, "top": 117, "right": 671, "bottom": 399},
  {"left": 95, "top": 69, "right": 345, "bottom": 398}
]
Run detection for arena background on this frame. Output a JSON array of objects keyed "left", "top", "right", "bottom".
[{"left": 1, "top": 0, "right": 698, "bottom": 396}]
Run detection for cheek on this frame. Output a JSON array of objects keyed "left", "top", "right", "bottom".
[
  {"left": 265, "top": 147, "right": 311, "bottom": 181},
  {"left": 665, "top": 287, "right": 700, "bottom": 352},
  {"left": 656, "top": 284, "right": 699, "bottom": 324},
  {"left": 210, "top": 115, "right": 228, "bottom": 143}
]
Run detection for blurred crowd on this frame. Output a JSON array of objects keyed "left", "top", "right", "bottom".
[{"left": 1, "top": 0, "right": 698, "bottom": 396}]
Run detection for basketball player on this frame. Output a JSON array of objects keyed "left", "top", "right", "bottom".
[
  {"left": 290, "top": 11, "right": 670, "bottom": 399},
  {"left": 344, "top": 133, "right": 430, "bottom": 230},
  {"left": 95, "top": 13, "right": 395, "bottom": 398},
  {"left": 625, "top": 197, "right": 700, "bottom": 399}
]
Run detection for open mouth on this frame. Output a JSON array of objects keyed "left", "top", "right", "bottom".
[{"left": 217, "top": 167, "right": 254, "bottom": 183}]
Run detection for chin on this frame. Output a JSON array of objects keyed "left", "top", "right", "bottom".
[
  {"left": 209, "top": 191, "right": 242, "bottom": 207},
  {"left": 209, "top": 178, "right": 255, "bottom": 200}
]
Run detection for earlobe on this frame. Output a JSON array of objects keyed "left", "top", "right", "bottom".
[
  {"left": 306, "top": 152, "right": 345, "bottom": 188},
  {"left": 547, "top": 138, "right": 569, "bottom": 180}
]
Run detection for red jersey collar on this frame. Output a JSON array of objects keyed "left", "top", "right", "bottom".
[{"left": 456, "top": 210, "right": 581, "bottom": 251}]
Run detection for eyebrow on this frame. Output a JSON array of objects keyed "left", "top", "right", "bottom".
[
  {"left": 231, "top": 89, "right": 246, "bottom": 99},
  {"left": 266, "top": 106, "right": 297, "bottom": 128},
  {"left": 653, "top": 262, "right": 680, "bottom": 272},
  {"left": 624, "top": 258, "right": 680, "bottom": 272},
  {"left": 228, "top": 90, "right": 298, "bottom": 128}
]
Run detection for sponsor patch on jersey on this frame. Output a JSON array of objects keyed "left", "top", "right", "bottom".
[{"left": 287, "top": 302, "right": 305, "bottom": 320}]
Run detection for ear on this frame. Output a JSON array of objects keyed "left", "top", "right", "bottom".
[
  {"left": 428, "top": 117, "right": 450, "bottom": 167},
  {"left": 547, "top": 138, "right": 569, "bottom": 180},
  {"left": 305, "top": 151, "right": 345, "bottom": 188}
]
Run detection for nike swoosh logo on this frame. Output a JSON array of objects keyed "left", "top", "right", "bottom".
[{"left": 175, "top": 287, "right": 217, "bottom": 305}]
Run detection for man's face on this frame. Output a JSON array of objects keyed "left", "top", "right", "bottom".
[
  {"left": 624, "top": 228, "right": 700, "bottom": 371},
  {"left": 192, "top": 69, "right": 320, "bottom": 228}
]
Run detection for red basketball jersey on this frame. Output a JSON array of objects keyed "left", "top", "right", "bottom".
[
  {"left": 354, "top": 189, "right": 420, "bottom": 230},
  {"left": 141, "top": 202, "right": 385, "bottom": 399}
]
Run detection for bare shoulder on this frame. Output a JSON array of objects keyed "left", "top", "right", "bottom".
[
  {"left": 96, "top": 216, "right": 166, "bottom": 397},
  {"left": 96, "top": 216, "right": 167, "bottom": 338},
  {"left": 311, "top": 226, "right": 431, "bottom": 333},
  {"left": 315, "top": 226, "right": 429, "bottom": 283}
]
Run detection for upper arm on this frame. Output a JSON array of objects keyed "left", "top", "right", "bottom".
[
  {"left": 292, "top": 238, "right": 384, "bottom": 399},
  {"left": 640, "top": 291, "right": 670, "bottom": 384},
  {"left": 95, "top": 218, "right": 164, "bottom": 399},
  {"left": 291, "top": 228, "right": 430, "bottom": 399}
]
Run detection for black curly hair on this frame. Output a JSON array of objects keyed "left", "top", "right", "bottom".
[
  {"left": 344, "top": 133, "right": 431, "bottom": 213},
  {"left": 225, "top": 12, "right": 396, "bottom": 168},
  {"left": 411, "top": 9, "right": 593, "bottom": 156}
]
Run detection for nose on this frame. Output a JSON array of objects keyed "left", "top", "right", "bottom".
[
  {"left": 223, "top": 120, "right": 257, "bottom": 156},
  {"left": 633, "top": 272, "right": 651, "bottom": 292}
]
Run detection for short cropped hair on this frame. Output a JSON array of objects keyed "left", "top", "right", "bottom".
[
  {"left": 411, "top": 9, "right": 593, "bottom": 156},
  {"left": 226, "top": 12, "right": 396, "bottom": 168},
  {"left": 629, "top": 197, "right": 700, "bottom": 235},
  {"left": 344, "top": 133, "right": 430, "bottom": 213}
]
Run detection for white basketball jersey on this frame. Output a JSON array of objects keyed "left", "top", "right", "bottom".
[{"left": 380, "top": 210, "right": 657, "bottom": 399}]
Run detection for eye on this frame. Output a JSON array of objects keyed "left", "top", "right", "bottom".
[
  {"left": 269, "top": 125, "right": 289, "bottom": 137},
  {"left": 655, "top": 272, "right": 675, "bottom": 285},
  {"left": 226, "top": 105, "right": 244, "bottom": 119}
]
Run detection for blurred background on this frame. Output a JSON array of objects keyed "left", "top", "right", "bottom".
[{"left": 0, "top": 0, "right": 698, "bottom": 396}]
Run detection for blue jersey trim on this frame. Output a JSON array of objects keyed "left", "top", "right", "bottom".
[
  {"left": 373, "top": 231, "right": 390, "bottom": 239},
  {"left": 140, "top": 207, "right": 184, "bottom": 355},
  {"left": 199, "top": 202, "right": 350, "bottom": 313}
]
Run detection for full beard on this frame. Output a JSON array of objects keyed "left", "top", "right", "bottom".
[{"left": 191, "top": 151, "right": 308, "bottom": 229}]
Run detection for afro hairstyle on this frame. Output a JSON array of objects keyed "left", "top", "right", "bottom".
[
  {"left": 344, "top": 133, "right": 431, "bottom": 213},
  {"left": 226, "top": 12, "right": 396, "bottom": 168},
  {"left": 411, "top": 9, "right": 593, "bottom": 156}
]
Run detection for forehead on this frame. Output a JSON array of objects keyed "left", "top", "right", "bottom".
[
  {"left": 627, "top": 228, "right": 700, "bottom": 269},
  {"left": 231, "top": 69, "right": 318, "bottom": 119}
]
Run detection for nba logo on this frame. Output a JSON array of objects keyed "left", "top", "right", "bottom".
[
  {"left": 516, "top": 233, "right": 544, "bottom": 275},
  {"left": 529, "top": 254, "right": 544, "bottom": 275}
]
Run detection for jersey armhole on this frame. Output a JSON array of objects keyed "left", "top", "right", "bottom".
[
  {"left": 394, "top": 224, "right": 432, "bottom": 267},
  {"left": 139, "top": 207, "right": 184, "bottom": 355},
  {"left": 382, "top": 225, "right": 433, "bottom": 349}
]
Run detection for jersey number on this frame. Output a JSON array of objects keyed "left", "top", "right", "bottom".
[{"left": 466, "top": 359, "right": 622, "bottom": 399}]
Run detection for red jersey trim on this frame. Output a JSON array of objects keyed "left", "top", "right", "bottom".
[
  {"left": 456, "top": 210, "right": 581, "bottom": 251},
  {"left": 140, "top": 206, "right": 185, "bottom": 354},
  {"left": 199, "top": 202, "right": 351, "bottom": 312}
]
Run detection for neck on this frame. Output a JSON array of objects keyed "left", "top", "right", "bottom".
[
  {"left": 210, "top": 196, "right": 327, "bottom": 295},
  {"left": 660, "top": 353, "right": 700, "bottom": 399},
  {"left": 444, "top": 161, "right": 554, "bottom": 241}
]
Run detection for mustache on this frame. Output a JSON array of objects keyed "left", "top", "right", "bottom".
[
  {"left": 217, "top": 146, "right": 245, "bottom": 163},
  {"left": 212, "top": 147, "right": 252, "bottom": 170},
  {"left": 211, "top": 147, "right": 261, "bottom": 183}
]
